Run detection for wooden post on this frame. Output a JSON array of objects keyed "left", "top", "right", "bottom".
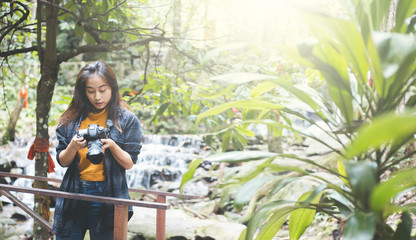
[
  {"left": 156, "top": 195, "right": 166, "bottom": 240},
  {"left": 0, "top": 181, "right": 171, "bottom": 240},
  {"left": 0, "top": 173, "right": 190, "bottom": 240},
  {"left": 114, "top": 205, "right": 128, "bottom": 240}
]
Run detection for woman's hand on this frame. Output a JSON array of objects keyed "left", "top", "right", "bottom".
[
  {"left": 101, "top": 139, "right": 134, "bottom": 170},
  {"left": 59, "top": 134, "right": 87, "bottom": 167},
  {"left": 69, "top": 135, "right": 87, "bottom": 151},
  {"left": 101, "top": 138, "right": 116, "bottom": 150}
]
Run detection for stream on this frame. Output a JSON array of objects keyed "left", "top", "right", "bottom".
[{"left": 0, "top": 134, "right": 211, "bottom": 207}]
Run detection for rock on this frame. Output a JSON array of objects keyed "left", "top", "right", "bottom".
[
  {"left": 0, "top": 218, "right": 17, "bottom": 225},
  {"left": 5, "top": 236, "right": 22, "bottom": 240},
  {"left": 188, "top": 200, "right": 217, "bottom": 217},
  {"left": 11, "top": 212, "right": 28, "bottom": 221},
  {"left": 303, "top": 121, "right": 349, "bottom": 156},
  {"left": 0, "top": 204, "right": 33, "bottom": 238},
  {"left": 180, "top": 180, "right": 209, "bottom": 197},
  {"left": 128, "top": 207, "right": 246, "bottom": 240}
]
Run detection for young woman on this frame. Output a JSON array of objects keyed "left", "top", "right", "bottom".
[{"left": 53, "top": 61, "right": 143, "bottom": 240}]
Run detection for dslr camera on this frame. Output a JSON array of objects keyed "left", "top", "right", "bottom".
[{"left": 77, "top": 124, "right": 109, "bottom": 165}]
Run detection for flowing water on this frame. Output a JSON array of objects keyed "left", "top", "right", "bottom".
[
  {"left": 0, "top": 134, "right": 210, "bottom": 206},
  {"left": 127, "top": 134, "right": 209, "bottom": 189}
]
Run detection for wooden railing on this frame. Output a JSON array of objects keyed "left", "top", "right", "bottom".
[{"left": 0, "top": 171, "right": 197, "bottom": 240}]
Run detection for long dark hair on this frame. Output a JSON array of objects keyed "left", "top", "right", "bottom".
[{"left": 58, "top": 61, "right": 128, "bottom": 132}]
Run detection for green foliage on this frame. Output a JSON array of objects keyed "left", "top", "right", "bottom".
[
  {"left": 180, "top": 158, "right": 204, "bottom": 194},
  {"left": 126, "top": 68, "right": 207, "bottom": 134},
  {"left": 289, "top": 190, "right": 323, "bottom": 240},
  {"left": 181, "top": 0, "right": 416, "bottom": 239},
  {"left": 58, "top": 0, "right": 150, "bottom": 48},
  {"left": 343, "top": 211, "right": 376, "bottom": 240},
  {"left": 194, "top": 69, "right": 300, "bottom": 151},
  {"left": 393, "top": 211, "right": 412, "bottom": 240},
  {"left": 0, "top": 54, "right": 39, "bottom": 139}
]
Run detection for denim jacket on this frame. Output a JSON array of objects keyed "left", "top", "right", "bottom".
[{"left": 52, "top": 108, "right": 143, "bottom": 236}]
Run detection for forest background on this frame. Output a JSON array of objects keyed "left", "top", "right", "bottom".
[{"left": 2, "top": 0, "right": 416, "bottom": 240}]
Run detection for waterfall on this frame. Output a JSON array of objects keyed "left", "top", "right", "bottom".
[
  {"left": 0, "top": 134, "right": 210, "bottom": 191},
  {"left": 127, "top": 134, "right": 210, "bottom": 189}
]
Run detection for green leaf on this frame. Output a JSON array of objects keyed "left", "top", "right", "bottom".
[
  {"left": 204, "top": 151, "right": 278, "bottom": 163},
  {"left": 53, "top": 101, "right": 70, "bottom": 105},
  {"left": 370, "top": 0, "right": 393, "bottom": 31},
  {"left": 210, "top": 72, "right": 276, "bottom": 84},
  {"left": 344, "top": 160, "right": 377, "bottom": 209},
  {"left": 221, "top": 130, "right": 232, "bottom": 152},
  {"left": 370, "top": 168, "right": 416, "bottom": 213},
  {"left": 254, "top": 209, "right": 289, "bottom": 240},
  {"left": 74, "top": 24, "right": 85, "bottom": 38},
  {"left": 393, "top": 211, "right": 412, "bottom": 240},
  {"left": 293, "top": 7, "right": 378, "bottom": 126},
  {"left": 231, "top": 136, "right": 244, "bottom": 151},
  {"left": 238, "top": 228, "right": 247, "bottom": 240},
  {"left": 250, "top": 81, "right": 278, "bottom": 98},
  {"left": 405, "top": 95, "right": 416, "bottom": 107},
  {"left": 337, "top": 158, "right": 348, "bottom": 185},
  {"left": 179, "top": 158, "right": 203, "bottom": 194},
  {"left": 393, "top": 0, "right": 416, "bottom": 33},
  {"left": 345, "top": 114, "right": 416, "bottom": 158},
  {"left": 289, "top": 190, "right": 323, "bottom": 240},
  {"left": 234, "top": 126, "right": 255, "bottom": 137},
  {"left": 366, "top": 32, "right": 384, "bottom": 96},
  {"left": 246, "top": 202, "right": 295, "bottom": 240},
  {"left": 195, "top": 100, "right": 284, "bottom": 127},
  {"left": 372, "top": 32, "right": 416, "bottom": 100},
  {"left": 301, "top": 5, "right": 370, "bottom": 85},
  {"left": 61, "top": 95, "right": 73, "bottom": 101},
  {"left": 232, "top": 131, "right": 248, "bottom": 149},
  {"left": 229, "top": 159, "right": 276, "bottom": 186},
  {"left": 151, "top": 102, "right": 171, "bottom": 123},
  {"left": 196, "top": 84, "right": 236, "bottom": 99},
  {"left": 234, "top": 175, "right": 274, "bottom": 209},
  {"left": 326, "top": 191, "right": 354, "bottom": 218},
  {"left": 85, "top": 32, "right": 96, "bottom": 45},
  {"left": 311, "top": 44, "right": 354, "bottom": 125},
  {"left": 271, "top": 79, "right": 325, "bottom": 119},
  {"left": 204, "top": 119, "right": 286, "bottom": 136},
  {"left": 343, "top": 211, "right": 376, "bottom": 240}
]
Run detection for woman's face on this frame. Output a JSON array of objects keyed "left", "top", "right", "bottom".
[{"left": 85, "top": 75, "right": 112, "bottom": 112}]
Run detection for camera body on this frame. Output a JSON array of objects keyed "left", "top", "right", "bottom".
[{"left": 77, "top": 124, "right": 109, "bottom": 165}]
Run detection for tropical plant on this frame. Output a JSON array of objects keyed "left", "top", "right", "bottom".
[
  {"left": 1, "top": 0, "right": 171, "bottom": 238},
  {"left": 125, "top": 68, "right": 205, "bottom": 134},
  {"left": 181, "top": 0, "right": 416, "bottom": 239}
]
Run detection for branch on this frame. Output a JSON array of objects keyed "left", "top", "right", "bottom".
[
  {"left": 57, "top": 36, "right": 172, "bottom": 63},
  {"left": 83, "top": 0, "right": 126, "bottom": 21},
  {"left": 143, "top": 43, "right": 150, "bottom": 85},
  {"left": 86, "top": 18, "right": 162, "bottom": 37},
  {"left": 38, "top": 0, "right": 80, "bottom": 21},
  {"left": 81, "top": 21, "right": 104, "bottom": 44},
  {"left": 0, "top": 46, "right": 37, "bottom": 57},
  {"left": 37, "top": 0, "right": 103, "bottom": 45},
  {"left": 168, "top": 41, "right": 199, "bottom": 65},
  {"left": 0, "top": 1, "right": 30, "bottom": 43}
]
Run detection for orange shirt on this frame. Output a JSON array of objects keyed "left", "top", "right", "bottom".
[{"left": 78, "top": 109, "right": 108, "bottom": 181}]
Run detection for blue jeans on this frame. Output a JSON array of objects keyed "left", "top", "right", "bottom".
[{"left": 56, "top": 181, "right": 113, "bottom": 240}]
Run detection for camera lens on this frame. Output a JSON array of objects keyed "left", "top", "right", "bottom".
[
  {"left": 86, "top": 139, "right": 104, "bottom": 164},
  {"left": 87, "top": 151, "right": 104, "bottom": 165}
]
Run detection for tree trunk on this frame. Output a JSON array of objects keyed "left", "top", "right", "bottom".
[
  {"left": 382, "top": 0, "right": 398, "bottom": 31},
  {"left": 33, "top": 0, "right": 59, "bottom": 239},
  {"left": 1, "top": 96, "right": 25, "bottom": 144},
  {"left": 267, "top": 112, "right": 283, "bottom": 153}
]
